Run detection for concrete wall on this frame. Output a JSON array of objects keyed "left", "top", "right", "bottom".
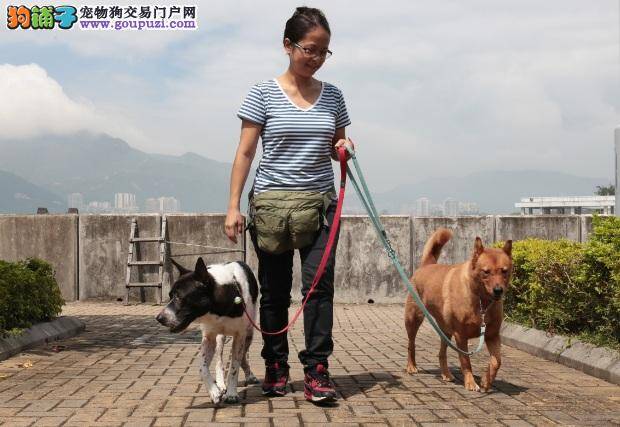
[
  {"left": 79, "top": 214, "right": 160, "bottom": 301},
  {"left": 0, "top": 214, "right": 78, "bottom": 301},
  {"left": 0, "top": 214, "right": 601, "bottom": 303},
  {"left": 581, "top": 216, "right": 594, "bottom": 243},
  {"left": 334, "top": 216, "right": 411, "bottom": 302},
  {"left": 495, "top": 215, "right": 581, "bottom": 242}
]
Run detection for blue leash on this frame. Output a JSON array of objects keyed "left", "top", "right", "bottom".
[{"left": 344, "top": 145, "right": 486, "bottom": 356}]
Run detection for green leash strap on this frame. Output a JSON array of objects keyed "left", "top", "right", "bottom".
[{"left": 344, "top": 146, "right": 486, "bottom": 356}]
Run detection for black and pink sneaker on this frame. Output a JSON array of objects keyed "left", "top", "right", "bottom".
[
  {"left": 262, "top": 361, "right": 289, "bottom": 396},
  {"left": 304, "top": 364, "right": 337, "bottom": 403}
]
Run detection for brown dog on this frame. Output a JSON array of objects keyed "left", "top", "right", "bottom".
[{"left": 404, "top": 228, "right": 512, "bottom": 392}]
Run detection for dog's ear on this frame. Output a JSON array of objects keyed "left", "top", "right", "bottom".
[
  {"left": 170, "top": 257, "right": 191, "bottom": 275},
  {"left": 503, "top": 240, "right": 513, "bottom": 257},
  {"left": 471, "top": 237, "right": 484, "bottom": 269},
  {"left": 194, "top": 257, "right": 212, "bottom": 286}
]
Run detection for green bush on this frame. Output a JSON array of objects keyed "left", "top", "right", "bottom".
[
  {"left": 499, "top": 216, "right": 620, "bottom": 350},
  {"left": 581, "top": 216, "right": 620, "bottom": 345},
  {"left": 0, "top": 258, "right": 64, "bottom": 335}
]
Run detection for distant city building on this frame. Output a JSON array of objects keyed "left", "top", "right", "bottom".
[
  {"left": 86, "top": 201, "right": 112, "bottom": 213},
  {"left": 515, "top": 196, "right": 615, "bottom": 215},
  {"left": 458, "top": 201, "right": 480, "bottom": 215},
  {"left": 114, "top": 193, "right": 138, "bottom": 213},
  {"left": 415, "top": 197, "right": 430, "bottom": 216},
  {"left": 430, "top": 203, "right": 444, "bottom": 216},
  {"left": 115, "top": 193, "right": 136, "bottom": 209},
  {"left": 443, "top": 198, "right": 459, "bottom": 217},
  {"left": 144, "top": 196, "right": 181, "bottom": 213},
  {"left": 412, "top": 198, "right": 480, "bottom": 216},
  {"left": 67, "top": 193, "right": 84, "bottom": 211},
  {"left": 160, "top": 196, "right": 181, "bottom": 213}
]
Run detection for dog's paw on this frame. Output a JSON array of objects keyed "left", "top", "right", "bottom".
[
  {"left": 245, "top": 374, "right": 259, "bottom": 385},
  {"left": 441, "top": 372, "right": 455, "bottom": 382},
  {"left": 480, "top": 379, "right": 492, "bottom": 392},
  {"left": 464, "top": 380, "right": 481, "bottom": 392},
  {"left": 223, "top": 393, "right": 240, "bottom": 404},
  {"left": 405, "top": 364, "right": 419, "bottom": 375},
  {"left": 209, "top": 385, "right": 225, "bottom": 404}
]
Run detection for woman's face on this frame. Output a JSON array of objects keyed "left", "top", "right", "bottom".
[{"left": 285, "top": 26, "right": 331, "bottom": 78}]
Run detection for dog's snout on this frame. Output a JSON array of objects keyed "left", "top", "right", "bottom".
[
  {"left": 493, "top": 287, "right": 503, "bottom": 297},
  {"left": 156, "top": 312, "right": 165, "bottom": 325}
]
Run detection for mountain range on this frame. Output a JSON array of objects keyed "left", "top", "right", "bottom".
[
  {"left": 0, "top": 132, "right": 611, "bottom": 214},
  {"left": 0, "top": 132, "right": 241, "bottom": 213},
  {"left": 0, "top": 170, "right": 66, "bottom": 213}
]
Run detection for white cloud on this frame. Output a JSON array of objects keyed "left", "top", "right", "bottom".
[
  {"left": 0, "top": 63, "right": 147, "bottom": 143},
  {"left": 1, "top": 0, "right": 618, "bottom": 190}
]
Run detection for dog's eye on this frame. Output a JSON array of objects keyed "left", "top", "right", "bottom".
[{"left": 482, "top": 269, "right": 490, "bottom": 275}]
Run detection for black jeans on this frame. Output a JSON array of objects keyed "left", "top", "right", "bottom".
[{"left": 250, "top": 199, "right": 339, "bottom": 371}]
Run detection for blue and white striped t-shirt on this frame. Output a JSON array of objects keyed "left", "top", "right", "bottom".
[{"left": 237, "top": 78, "right": 351, "bottom": 195}]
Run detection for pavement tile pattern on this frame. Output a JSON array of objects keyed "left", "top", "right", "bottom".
[{"left": 0, "top": 302, "right": 618, "bottom": 426}]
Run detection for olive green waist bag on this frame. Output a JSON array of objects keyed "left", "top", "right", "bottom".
[{"left": 249, "top": 190, "right": 334, "bottom": 254}]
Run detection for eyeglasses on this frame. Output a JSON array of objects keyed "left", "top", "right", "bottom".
[{"left": 293, "top": 42, "right": 332, "bottom": 59}]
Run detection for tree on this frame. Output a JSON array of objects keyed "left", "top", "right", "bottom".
[{"left": 595, "top": 184, "right": 615, "bottom": 196}]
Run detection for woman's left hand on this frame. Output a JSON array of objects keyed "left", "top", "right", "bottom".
[{"left": 333, "top": 138, "right": 355, "bottom": 160}]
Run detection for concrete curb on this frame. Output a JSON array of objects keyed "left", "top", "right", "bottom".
[
  {"left": 0, "top": 316, "right": 85, "bottom": 361},
  {"left": 501, "top": 322, "right": 620, "bottom": 385}
]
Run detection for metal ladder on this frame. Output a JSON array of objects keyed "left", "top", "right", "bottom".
[{"left": 125, "top": 216, "right": 167, "bottom": 304}]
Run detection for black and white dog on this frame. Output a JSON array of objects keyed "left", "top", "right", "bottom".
[{"left": 156, "top": 257, "right": 259, "bottom": 404}]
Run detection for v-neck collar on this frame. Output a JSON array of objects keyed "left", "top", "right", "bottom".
[{"left": 273, "top": 78, "right": 324, "bottom": 112}]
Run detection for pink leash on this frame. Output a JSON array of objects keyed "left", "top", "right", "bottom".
[{"left": 240, "top": 146, "right": 348, "bottom": 335}]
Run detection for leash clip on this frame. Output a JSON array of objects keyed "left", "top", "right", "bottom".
[{"left": 384, "top": 238, "right": 397, "bottom": 261}]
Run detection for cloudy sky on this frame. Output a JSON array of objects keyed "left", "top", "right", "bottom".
[{"left": 1, "top": 0, "right": 618, "bottom": 191}]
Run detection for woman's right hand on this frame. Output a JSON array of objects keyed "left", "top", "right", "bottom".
[{"left": 224, "top": 208, "right": 245, "bottom": 243}]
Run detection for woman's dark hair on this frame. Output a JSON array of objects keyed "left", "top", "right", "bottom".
[{"left": 283, "top": 6, "right": 330, "bottom": 43}]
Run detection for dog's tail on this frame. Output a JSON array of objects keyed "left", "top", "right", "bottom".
[{"left": 420, "top": 228, "right": 452, "bottom": 267}]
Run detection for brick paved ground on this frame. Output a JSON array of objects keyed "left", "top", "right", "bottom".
[{"left": 0, "top": 302, "right": 618, "bottom": 426}]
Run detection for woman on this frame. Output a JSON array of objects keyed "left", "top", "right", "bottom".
[{"left": 224, "top": 6, "right": 353, "bottom": 403}]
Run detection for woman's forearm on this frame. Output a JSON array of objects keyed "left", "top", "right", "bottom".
[{"left": 228, "top": 150, "right": 253, "bottom": 210}]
